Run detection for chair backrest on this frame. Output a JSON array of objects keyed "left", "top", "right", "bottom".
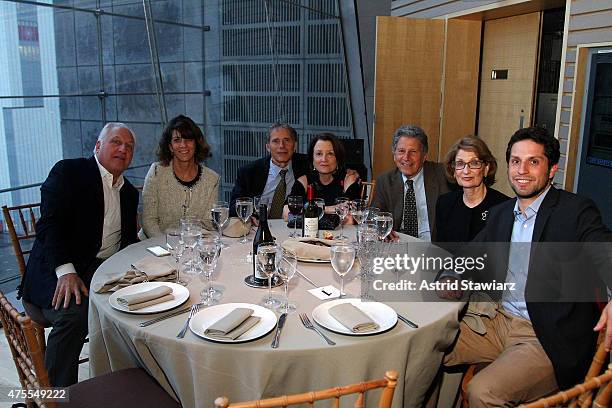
[
  {"left": 360, "top": 181, "right": 376, "bottom": 206},
  {"left": 214, "top": 370, "right": 398, "bottom": 408},
  {"left": 2, "top": 203, "right": 40, "bottom": 277},
  {"left": 0, "top": 291, "right": 56, "bottom": 408},
  {"left": 518, "top": 335, "right": 611, "bottom": 408}
]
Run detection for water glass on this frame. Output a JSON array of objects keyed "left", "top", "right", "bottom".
[
  {"left": 314, "top": 198, "right": 325, "bottom": 220},
  {"left": 277, "top": 249, "right": 297, "bottom": 313},
  {"left": 363, "top": 207, "right": 380, "bottom": 223},
  {"left": 257, "top": 243, "right": 282, "bottom": 309},
  {"left": 374, "top": 212, "right": 393, "bottom": 241},
  {"left": 197, "top": 238, "right": 221, "bottom": 305},
  {"left": 235, "top": 197, "right": 253, "bottom": 244},
  {"left": 350, "top": 199, "right": 367, "bottom": 225},
  {"left": 166, "top": 228, "right": 186, "bottom": 286},
  {"left": 334, "top": 197, "right": 349, "bottom": 240},
  {"left": 331, "top": 243, "right": 355, "bottom": 298},
  {"left": 287, "top": 195, "right": 303, "bottom": 238},
  {"left": 211, "top": 201, "right": 230, "bottom": 248},
  {"left": 180, "top": 217, "right": 202, "bottom": 275}
]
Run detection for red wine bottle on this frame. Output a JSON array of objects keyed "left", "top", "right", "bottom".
[
  {"left": 302, "top": 184, "right": 319, "bottom": 238},
  {"left": 252, "top": 203, "right": 274, "bottom": 285}
]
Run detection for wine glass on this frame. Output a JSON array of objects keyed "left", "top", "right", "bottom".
[
  {"left": 331, "top": 243, "right": 355, "bottom": 298},
  {"left": 180, "top": 216, "right": 202, "bottom": 275},
  {"left": 235, "top": 197, "right": 254, "bottom": 244},
  {"left": 356, "top": 225, "right": 377, "bottom": 280},
  {"left": 257, "top": 243, "right": 282, "bottom": 309},
  {"left": 374, "top": 212, "right": 393, "bottom": 242},
  {"left": 211, "top": 201, "right": 230, "bottom": 248},
  {"left": 197, "top": 237, "right": 220, "bottom": 305},
  {"left": 363, "top": 206, "right": 379, "bottom": 223},
  {"left": 253, "top": 195, "right": 262, "bottom": 218},
  {"left": 166, "top": 227, "right": 186, "bottom": 286},
  {"left": 314, "top": 198, "right": 325, "bottom": 220},
  {"left": 350, "top": 199, "right": 367, "bottom": 225},
  {"left": 334, "top": 197, "right": 349, "bottom": 240},
  {"left": 287, "top": 195, "right": 303, "bottom": 238},
  {"left": 277, "top": 249, "right": 297, "bottom": 313}
]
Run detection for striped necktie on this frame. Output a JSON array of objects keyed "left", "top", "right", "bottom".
[{"left": 268, "top": 169, "right": 288, "bottom": 219}]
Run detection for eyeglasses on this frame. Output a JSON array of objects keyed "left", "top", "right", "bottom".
[{"left": 452, "top": 160, "right": 484, "bottom": 170}]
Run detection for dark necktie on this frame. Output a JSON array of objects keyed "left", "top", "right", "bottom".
[
  {"left": 268, "top": 169, "right": 287, "bottom": 219},
  {"left": 402, "top": 179, "right": 418, "bottom": 237}
]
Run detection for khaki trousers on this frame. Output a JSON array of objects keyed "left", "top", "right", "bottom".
[{"left": 444, "top": 311, "right": 558, "bottom": 407}]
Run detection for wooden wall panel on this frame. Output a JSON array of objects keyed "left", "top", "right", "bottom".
[
  {"left": 373, "top": 17, "right": 445, "bottom": 178},
  {"left": 439, "top": 19, "right": 482, "bottom": 160},
  {"left": 477, "top": 12, "right": 541, "bottom": 196}
]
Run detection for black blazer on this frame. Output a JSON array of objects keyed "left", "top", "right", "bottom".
[
  {"left": 229, "top": 153, "right": 308, "bottom": 216},
  {"left": 471, "top": 187, "right": 611, "bottom": 389},
  {"left": 21, "top": 157, "right": 139, "bottom": 308}
]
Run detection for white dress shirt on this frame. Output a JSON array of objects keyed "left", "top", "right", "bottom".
[
  {"left": 55, "top": 156, "right": 124, "bottom": 278},
  {"left": 401, "top": 168, "right": 431, "bottom": 241},
  {"left": 260, "top": 159, "right": 296, "bottom": 207}
]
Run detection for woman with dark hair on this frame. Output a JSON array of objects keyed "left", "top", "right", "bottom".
[
  {"left": 282, "top": 133, "right": 360, "bottom": 219},
  {"left": 141, "top": 114, "right": 219, "bottom": 238},
  {"left": 435, "top": 136, "right": 509, "bottom": 243}
]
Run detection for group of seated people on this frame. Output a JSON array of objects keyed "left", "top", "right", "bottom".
[{"left": 16, "top": 114, "right": 610, "bottom": 408}]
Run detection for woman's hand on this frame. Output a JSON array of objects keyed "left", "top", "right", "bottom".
[
  {"left": 282, "top": 205, "right": 290, "bottom": 221},
  {"left": 344, "top": 169, "right": 360, "bottom": 190}
]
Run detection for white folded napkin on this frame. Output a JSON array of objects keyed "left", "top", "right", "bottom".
[
  {"left": 116, "top": 285, "right": 175, "bottom": 311},
  {"left": 204, "top": 308, "right": 261, "bottom": 340},
  {"left": 329, "top": 303, "right": 380, "bottom": 333},
  {"left": 281, "top": 238, "right": 336, "bottom": 261},
  {"left": 94, "top": 257, "right": 176, "bottom": 293}
]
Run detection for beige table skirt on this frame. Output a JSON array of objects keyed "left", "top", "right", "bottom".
[{"left": 89, "top": 221, "right": 462, "bottom": 408}]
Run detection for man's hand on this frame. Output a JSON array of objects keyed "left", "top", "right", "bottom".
[
  {"left": 386, "top": 230, "right": 400, "bottom": 242},
  {"left": 436, "top": 277, "right": 463, "bottom": 300},
  {"left": 594, "top": 300, "right": 612, "bottom": 352},
  {"left": 52, "top": 274, "right": 88, "bottom": 310}
]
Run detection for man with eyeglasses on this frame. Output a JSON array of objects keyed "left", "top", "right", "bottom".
[
  {"left": 230, "top": 122, "right": 308, "bottom": 219},
  {"left": 19, "top": 123, "right": 139, "bottom": 387},
  {"left": 371, "top": 124, "right": 451, "bottom": 240}
]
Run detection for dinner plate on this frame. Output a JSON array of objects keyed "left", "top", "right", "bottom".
[
  {"left": 311, "top": 298, "right": 398, "bottom": 336},
  {"left": 109, "top": 282, "right": 189, "bottom": 314},
  {"left": 189, "top": 302, "right": 277, "bottom": 343}
]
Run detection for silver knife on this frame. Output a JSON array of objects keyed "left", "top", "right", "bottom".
[
  {"left": 271, "top": 313, "right": 288, "bottom": 348},
  {"left": 139, "top": 306, "right": 191, "bottom": 327}
]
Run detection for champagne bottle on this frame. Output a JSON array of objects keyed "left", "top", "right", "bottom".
[
  {"left": 252, "top": 203, "right": 274, "bottom": 285},
  {"left": 302, "top": 184, "right": 319, "bottom": 238}
]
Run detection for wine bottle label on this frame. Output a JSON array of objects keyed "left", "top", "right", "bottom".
[{"left": 303, "top": 217, "right": 318, "bottom": 238}]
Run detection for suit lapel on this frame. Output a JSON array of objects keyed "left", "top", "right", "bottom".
[
  {"left": 532, "top": 187, "right": 558, "bottom": 243},
  {"left": 87, "top": 157, "right": 105, "bottom": 248},
  {"left": 392, "top": 170, "right": 404, "bottom": 229},
  {"left": 255, "top": 157, "right": 271, "bottom": 195},
  {"left": 422, "top": 162, "right": 438, "bottom": 227}
]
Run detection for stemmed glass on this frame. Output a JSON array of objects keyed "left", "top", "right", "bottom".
[
  {"left": 180, "top": 216, "right": 202, "bottom": 275},
  {"left": 287, "top": 195, "right": 303, "bottom": 238},
  {"left": 253, "top": 195, "right": 262, "bottom": 219},
  {"left": 334, "top": 197, "right": 349, "bottom": 240},
  {"left": 235, "top": 197, "right": 253, "bottom": 244},
  {"left": 374, "top": 212, "right": 393, "bottom": 242},
  {"left": 363, "top": 207, "right": 380, "bottom": 224},
  {"left": 257, "top": 243, "right": 282, "bottom": 309},
  {"left": 211, "top": 201, "right": 230, "bottom": 248},
  {"left": 166, "top": 227, "right": 186, "bottom": 286},
  {"left": 314, "top": 198, "right": 325, "bottom": 220},
  {"left": 350, "top": 199, "right": 367, "bottom": 225},
  {"left": 277, "top": 249, "right": 297, "bottom": 313},
  {"left": 356, "top": 225, "right": 378, "bottom": 280},
  {"left": 197, "top": 237, "right": 221, "bottom": 305},
  {"left": 331, "top": 243, "right": 355, "bottom": 298}
]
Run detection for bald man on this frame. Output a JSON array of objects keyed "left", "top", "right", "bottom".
[{"left": 20, "top": 123, "right": 139, "bottom": 386}]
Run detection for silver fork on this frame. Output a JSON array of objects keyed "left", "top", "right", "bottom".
[
  {"left": 299, "top": 313, "right": 335, "bottom": 345},
  {"left": 177, "top": 304, "right": 200, "bottom": 338}
]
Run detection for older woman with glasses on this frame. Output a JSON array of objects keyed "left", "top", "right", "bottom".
[
  {"left": 140, "top": 115, "right": 219, "bottom": 238},
  {"left": 435, "top": 136, "right": 509, "bottom": 243}
]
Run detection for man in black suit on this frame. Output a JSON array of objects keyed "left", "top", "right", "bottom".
[
  {"left": 20, "top": 123, "right": 139, "bottom": 386},
  {"left": 371, "top": 124, "right": 450, "bottom": 240},
  {"left": 442, "top": 127, "right": 611, "bottom": 406},
  {"left": 230, "top": 122, "right": 308, "bottom": 218}
]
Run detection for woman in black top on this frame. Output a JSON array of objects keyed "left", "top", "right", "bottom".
[
  {"left": 435, "top": 136, "right": 509, "bottom": 243},
  {"left": 282, "top": 133, "right": 361, "bottom": 219}
]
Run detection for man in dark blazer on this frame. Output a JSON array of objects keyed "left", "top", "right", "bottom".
[
  {"left": 442, "top": 127, "right": 611, "bottom": 407},
  {"left": 230, "top": 122, "right": 308, "bottom": 218},
  {"left": 371, "top": 124, "right": 450, "bottom": 240},
  {"left": 20, "top": 123, "right": 139, "bottom": 387}
]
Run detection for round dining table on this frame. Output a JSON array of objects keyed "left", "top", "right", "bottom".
[{"left": 88, "top": 220, "right": 463, "bottom": 408}]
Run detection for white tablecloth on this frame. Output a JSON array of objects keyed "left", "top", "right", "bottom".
[{"left": 88, "top": 221, "right": 462, "bottom": 407}]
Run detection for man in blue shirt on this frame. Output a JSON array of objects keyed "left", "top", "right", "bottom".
[{"left": 441, "top": 127, "right": 611, "bottom": 406}]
